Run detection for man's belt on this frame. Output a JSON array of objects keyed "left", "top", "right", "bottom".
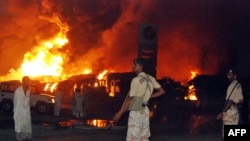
[
  {"left": 142, "top": 103, "right": 149, "bottom": 107},
  {"left": 232, "top": 102, "right": 242, "bottom": 109}
]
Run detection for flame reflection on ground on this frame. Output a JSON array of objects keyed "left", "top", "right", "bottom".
[
  {"left": 86, "top": 119, "right": 112, "bottom": 128},
  {"left": 56, "top": 119, "right": 113, "bottom": 129}
]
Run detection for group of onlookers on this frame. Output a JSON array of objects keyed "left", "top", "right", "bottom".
[{"left": 53, "top": 85, "right": 88, "bottom": 119}]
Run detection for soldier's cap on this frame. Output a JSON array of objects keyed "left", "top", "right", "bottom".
[
  {"left": 133, "top": 58, "right": 146, "bottom": 67},
  {"left": 228, "top": 69, "right": 238, "bottom": 75}
]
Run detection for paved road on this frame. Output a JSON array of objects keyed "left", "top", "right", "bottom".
[
  {"left": 0, "top": 123, "right": 223, "bottom": 141},
  {"left": 0, "top": 107, "right": 223, "bottom": 141}
]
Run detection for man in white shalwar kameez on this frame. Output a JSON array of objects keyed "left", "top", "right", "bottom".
[{"left": 13, "top": 76, "right": 32, "bottom": 141}]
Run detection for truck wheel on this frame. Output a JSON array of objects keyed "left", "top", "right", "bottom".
[
  {"left": 2, "top": 100, "right": 13, "bottom": 112},
  {"left": 36, "top": 102, "right": 48, "bottom": 115}
]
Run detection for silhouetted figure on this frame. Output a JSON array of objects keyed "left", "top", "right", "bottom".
[
  {"left": 73, "top": 88, "right": 84, "bottom": 118},
  {"left": 54, "top": 85, "right": 63, "bottom": 116},
  {"left": 216, "top": 69, "right": 244, "bottom": 138}
]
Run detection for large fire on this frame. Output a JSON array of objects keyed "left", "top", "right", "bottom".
[
  {"left": 21, "top": 36, "right": 67, "bottom": 77},
  {"left": 184, "top": 70, "right": 199, "bottom": 101},
  {"left": 0, "top": 1, "right": 204, "bottom": 98},
  {"left": 19, "top": 23, "right": 70, "bottom": 94},
  {"left": 0, "top": 12, "right": 112, "bottom": 95},
  {"left": 2, "top": 9, "right": 109, "bottom": 80},
  {"left": 21, "top": 18, "right": 69, "bottom": 78}
]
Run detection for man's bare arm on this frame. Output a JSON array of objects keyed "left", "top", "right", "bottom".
[
  {"left": 150, "top": 87, "right": 165, "bottom": 98},
  {"left": 216, "top": 99, "right": 234, "bottom": 120},
  {"left": 113, "top": 96, "right": 133, "bottom": 122}
]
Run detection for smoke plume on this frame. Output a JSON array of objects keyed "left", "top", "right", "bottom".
[{"left": 0, "top": 0, "right": 250, "bottom": 81}]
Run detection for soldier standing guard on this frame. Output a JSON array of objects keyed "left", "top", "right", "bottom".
[
  {"left": 216, "top": 69, "right": 244, "bottom": 138},
  {"left": 113, "top": 58, "right": 165, "bottom": 141}
]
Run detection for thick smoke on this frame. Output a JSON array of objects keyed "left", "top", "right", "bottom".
[{"left": 0, "top": 0, "right": 250, "bottom": 81}]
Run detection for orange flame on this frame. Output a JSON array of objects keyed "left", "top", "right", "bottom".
[
  {"left": 184, "top": 70, "right": 199, "bottom": 101},
  {"left": 43, "top": 82, "right": 58, "bottom": 93},
  {"left": 92, "top": 70, "right": 109, "bottom": 88},
  {"left": 50, "top": 82, "right": 58, "bottom": 93},
  {"left": 97, "top": 70, "right": 108, "bottom": 80},
  {"left": 83, "top": 69, "right": 92, "bottom": 74},
  {"left": 21, "top": 32, "right": 68, "bottom": 77},
  {"left": 44, "top": 83, "right": 50, "bottom": 91},
  {"left": 190, "top": 70, "right": 198, "bottom": 79},
  {"left": 87, "top": 119, "right": 110, "bottom": 128},
  {"left": 0, "top": 14, "right": 71, "bottom": 82}
]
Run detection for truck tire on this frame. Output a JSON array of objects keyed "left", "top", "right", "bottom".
[
  {"left": 2, "top": 100, "right": 13, "bottom": 112},
  {"left": 36, "top": 102, "right": 49, "bottom": 115}
]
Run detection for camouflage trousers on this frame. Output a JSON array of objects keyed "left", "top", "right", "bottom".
[
  {"left": 222, "top": 105, "right": 240, "bottom": 138},
  {"left": 126, "top": 107, "right": 150, "bottom": 141}
]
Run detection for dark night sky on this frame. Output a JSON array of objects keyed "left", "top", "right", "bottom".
[{"left": 0, "top": 0, "right": 250, "bottom": 81}]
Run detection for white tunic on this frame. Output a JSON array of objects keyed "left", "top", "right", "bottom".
[
  {"left": 13, "top": 87, "right": 32, "bottom": 133},
  {"left": 226, "top": 80, "right": 243, "bottom": 103}
]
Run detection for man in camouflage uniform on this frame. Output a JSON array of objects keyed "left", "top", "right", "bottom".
[
  {"left": 216, "top": 69, "right": 244, "bottom": 138},
  {"left": 113, "top": 58, "right": 165, "bottom": 141}
]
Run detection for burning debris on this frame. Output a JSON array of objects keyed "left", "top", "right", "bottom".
[{"left": 184, "top": 71, "right": 199, "bottom": 101}]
